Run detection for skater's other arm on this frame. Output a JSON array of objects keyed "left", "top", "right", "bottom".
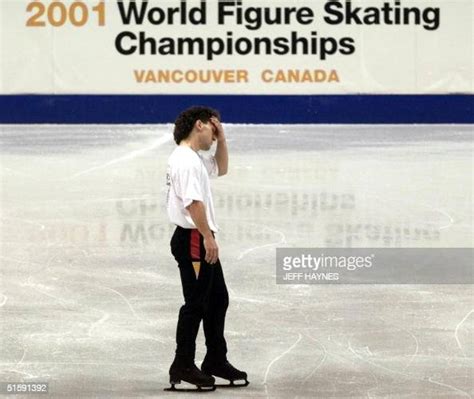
[
  {"left": 186, "top": 201, "right": 219, "bottom": 264},
  {"left": 210, "top": 117, "right": 228, "bottom": 176}
]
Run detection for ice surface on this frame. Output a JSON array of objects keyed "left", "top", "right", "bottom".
[{"left": 0, "top": 124, "right": 473, "bottom": 398}]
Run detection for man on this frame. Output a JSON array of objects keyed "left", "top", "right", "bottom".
[{"left": 165, "top": 106, "right": 248, "bottom": 392}]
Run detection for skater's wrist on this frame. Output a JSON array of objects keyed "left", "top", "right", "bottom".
[{"left": 202, "top": 231, "right": 214, "bottom": 240}]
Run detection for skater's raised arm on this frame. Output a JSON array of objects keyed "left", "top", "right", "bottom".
[
  {"left": 210, "top": 117, "right": 228, "bottom": 176},
  {"left": 186, "top": 200, "right": 219, "bottom": 264}
]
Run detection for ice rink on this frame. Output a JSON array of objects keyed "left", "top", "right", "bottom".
[{"left": 0, "top": 124, "right": 473, "bottom": 398}]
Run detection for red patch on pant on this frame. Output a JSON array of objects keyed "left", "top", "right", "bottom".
[{"left": 190, "top": 229, "right": 200, "bottom": 260}]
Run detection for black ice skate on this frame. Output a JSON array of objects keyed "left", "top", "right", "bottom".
[
  {"left": 201, "top": 359, "right": 249, "bottom": 388},
  {"left": 164, "top": 362, "right": 216, "bottom": 392}
]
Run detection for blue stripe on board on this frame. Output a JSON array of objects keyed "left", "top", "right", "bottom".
[{"left": 0, "top": 95, "right": 472, "bottom": 124}]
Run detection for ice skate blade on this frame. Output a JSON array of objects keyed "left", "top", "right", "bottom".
[
  {"left": 164, "top": 383, "right": 216, "bottom": 392},
  {"left": 215, "top": 379, "right": 249, "bottom": 388}
]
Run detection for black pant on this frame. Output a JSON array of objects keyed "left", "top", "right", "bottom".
[{"left": 170, "top": 226, "right": 229, "bottom": 366}]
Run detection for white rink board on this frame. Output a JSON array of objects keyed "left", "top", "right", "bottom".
[{"left": 1, "top": 0, "right": 472, "bottom": 94}]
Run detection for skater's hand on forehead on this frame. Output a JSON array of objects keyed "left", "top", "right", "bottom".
[{"left": 210, "top": 117, "right": 224, "bottom": 141}]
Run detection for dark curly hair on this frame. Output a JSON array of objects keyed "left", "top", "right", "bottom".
[{"left": 173, "top": 106, "right": 221, "bottom": 144}]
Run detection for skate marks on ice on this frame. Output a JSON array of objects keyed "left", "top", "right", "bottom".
[
  {"left": 68, "top": 133, "right": 172, "bottom": 180},
  {"left": 0, "top": 293, "right": 8, "bottom": 307},
  {"left": 262, "top": 333, "right": 302, "bottom": 398},
  {"left": 221, "top": 249, "right": 473, "bottom": 399},
  {"left": 454, "top": 309, "right": 474, "bottom": 357},
  {"left": 1, "top": 124, "right": 473, "bottom": 397},
  {"left": 0, "top": 244, "right": 174, "bottom": 395},
  {"left": 346, "top": 316, "right": 471, "bottom": 399},
  {"left": 248, "top": 294, "right": 473, "bottom": 399},
  {"left": 237, "top": 222, "right": 287, "bottom": 260}
]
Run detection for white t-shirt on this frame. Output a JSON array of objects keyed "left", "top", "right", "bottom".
[{"left": 166, "top": 145, "right": 219, "bottom": 232}]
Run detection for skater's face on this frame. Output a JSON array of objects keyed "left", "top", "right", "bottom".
[{"left": 196, "top": 120, "right": 217, "bottom": 151}]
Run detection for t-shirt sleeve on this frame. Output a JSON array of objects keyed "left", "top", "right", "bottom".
[
  {"left": 201, "top": 154, "right": 219, "bottom": 178},
  {"left": 172, "top": 163, "right": 204, "bottom": 208}
]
